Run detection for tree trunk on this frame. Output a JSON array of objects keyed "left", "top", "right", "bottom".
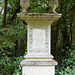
[
  {"left": 55, "top": 0, "right": 64, "bottom": 59},
  {"left": 55, "top": 20, "right": 60, "bottom": 59},
  {"left": 7, "top": 1, "right": 20, "bottom": 25},
  {"left": 15, "top": 40, "right": 18, "bottom": 57},
  {"left": 72, "top": 13, "right": 75, "bottom": 42},
  {"left": 3, "top": 0, "right": 7, "bottom": 27}
]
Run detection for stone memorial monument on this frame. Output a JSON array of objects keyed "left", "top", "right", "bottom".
[{"left": 17, "top": 0, "right": 61, "bottom": 75}]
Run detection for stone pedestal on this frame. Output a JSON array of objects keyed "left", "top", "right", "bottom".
[{"left": 17, "top": 13, "right": 61, "bottom": 75}]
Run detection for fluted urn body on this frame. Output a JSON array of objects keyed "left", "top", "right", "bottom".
[
  {"left": 48, "top": 0, "right": 58, "bottom": 13},
  {"left": 20, "top": 0, "right": 30, "bottom": 12}
]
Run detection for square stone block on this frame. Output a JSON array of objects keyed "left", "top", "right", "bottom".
[{"left": 22, "top": 66, "right": 55, "bottom": 75}]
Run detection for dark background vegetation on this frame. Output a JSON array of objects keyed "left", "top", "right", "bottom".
[{"left": 0, "top": 0, "right": 75, "bottom": 75}]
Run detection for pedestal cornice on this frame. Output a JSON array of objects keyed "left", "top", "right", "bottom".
[{"left": 17, "top": 13, "right": 62, "bottom": 25}]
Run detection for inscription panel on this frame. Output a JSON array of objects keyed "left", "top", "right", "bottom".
[
  {"left": 33, "top": 29, "right": 45, "bottom": 48},
  {"left": 28, "top": 24, "right": 50, "bottom": 53}
]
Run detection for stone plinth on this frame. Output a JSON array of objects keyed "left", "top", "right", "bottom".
[{"left": 17, "top": 13, "right": 61, "bottom": 75}]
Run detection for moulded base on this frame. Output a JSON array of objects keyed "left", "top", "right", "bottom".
[{"left": 21, "top": 59, "right": 58, "bottom": 75}]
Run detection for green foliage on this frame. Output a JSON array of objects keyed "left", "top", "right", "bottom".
[
  {"left": 0, "top": 56, "right": 23, "bottom": 75},
  {"left": 0, "top": 0, "right": 75, "bottom": 75},
  {"left": 55, "top": 43, "right": 75, "bottom": 75},
  {"left": 0, "top": 20, "right": 27, "bottom": 74},
  {"left": 30, "top": 0, "right": 48, "bottom": 13},
  {"left": 0, "top": 0, "right": 26, "bottom": 74}
]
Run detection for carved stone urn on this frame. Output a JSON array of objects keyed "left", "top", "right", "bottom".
[
  {"left": 20, "top": 0, "right": 30, "bottom": 12},
  {"left": 48, "top": 0, "right": 58, "bottom": 13}
]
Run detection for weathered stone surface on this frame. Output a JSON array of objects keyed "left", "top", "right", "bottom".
[
  {"left": 48, "top": 0, "right": 58, "bottom": 13},
  {"left": 17, "top": 13, "right": 61, "bottom": 56},
  {"left": 20, "top": 0, "right": 30, "bottom": 12},
  {"left": 22, "top": 66, "right": 55, "bottom": 75},
  {"left": 21, "top": 59, "right": 58, "bottom": 66},
  {"left": 33, "top": 29, "right": 45, "bottom": 48},
  {"left": 24, "top": 54, "right": 54, "bottom": 59},
  {"left": 17, "top": 13, "right": 61, "bottom": 75},
  {"left": 28, "top": 24, "right": 50, "bottom": 54},
  {"left": 17, "top": 13, "right": 61, "bottom": 24}
]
